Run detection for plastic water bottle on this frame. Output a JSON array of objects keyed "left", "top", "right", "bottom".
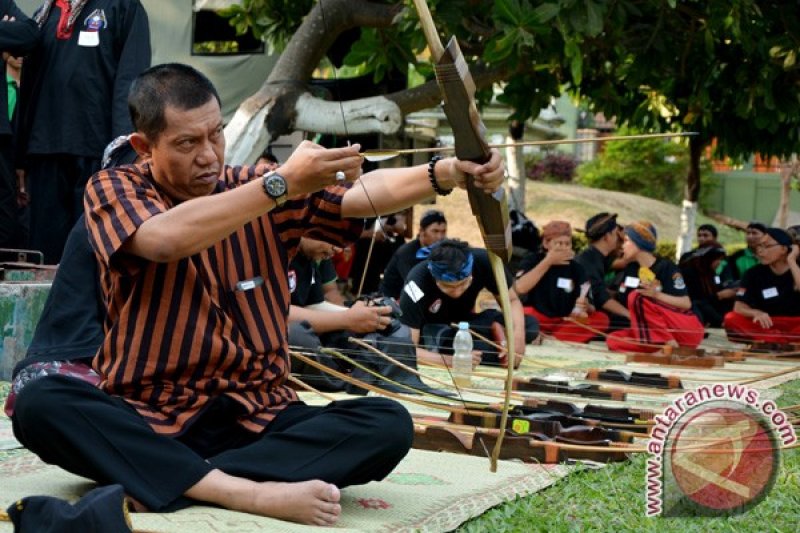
[{"left": 452, "top": 321, "right": 474, "bottom": 387}]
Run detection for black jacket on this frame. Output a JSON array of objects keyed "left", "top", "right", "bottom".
[
  {"left": 0, "top": 0, "right": 38, "bottom": 136},
  {"left": 15, "top": 0, "right": 150, "bottom": 160}
]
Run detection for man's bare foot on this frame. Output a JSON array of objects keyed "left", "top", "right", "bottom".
[
  {"left": 186, "top": 470, "right": 341, "bottom": 526},
  {"left": 246, "top": 480, "right": 341, "bottom": 526}
]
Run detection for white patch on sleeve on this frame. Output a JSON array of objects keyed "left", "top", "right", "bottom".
[{"left": 404, "top": 281, "right": 425, "bottom": 303}]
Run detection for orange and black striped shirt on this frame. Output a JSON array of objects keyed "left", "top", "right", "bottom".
[{"left": 85, "top": 162, "right": 363, "bottom": 435}]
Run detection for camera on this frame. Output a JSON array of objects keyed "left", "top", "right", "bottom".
[
  {"left": 350, "top": 294, "right": 402, "bottom": 336},
  {"left": 369, "top": 296, "right": 402, "bottom": 320}
]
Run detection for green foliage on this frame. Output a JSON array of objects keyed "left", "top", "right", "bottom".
[
  {"left": 655, "top": 241, "right": 676, "bottom": 260},
  {"left": 219, "top": 0, "right": 800, "bottom": 167},
  {"left": 577, "top": 138, "right": 686, "bottom": 203},
  {"left": 218, "top": 0, "right": 313, "bottom": 54},
  {"left": 576, "top": 127, "right": 714, "bottom": 205},
  {"left": 192, "top": 41, "right": 239, "bottom": 55},
  {"left": 572, "top": 231, "right": 588, "bottom": 253}
]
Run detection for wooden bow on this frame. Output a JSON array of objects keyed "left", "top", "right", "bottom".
[{"left": 411, "top": 0, "right": 515, "bottom": 473}]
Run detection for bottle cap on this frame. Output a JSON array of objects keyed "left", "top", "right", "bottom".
[{"left": 458, "top": 321, "right": 469, "bottom": 330}]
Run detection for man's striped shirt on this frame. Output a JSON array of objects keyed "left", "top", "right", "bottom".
[{"left": 85, "top": 162, "right": 363, "bottom": 435}]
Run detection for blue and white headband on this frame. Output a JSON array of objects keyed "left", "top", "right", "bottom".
[{"left": 428, "top": 252, "right": 474, "bottom": 282}]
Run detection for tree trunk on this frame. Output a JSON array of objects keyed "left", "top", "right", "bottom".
[
  {"left": 676, "top": 135, "right": 704, "bottom": 259},
  {"left": 505, "top": 120, "right": 525, "bottom": 212},
  {"left": 223, "top": 0, "right": 511, "bottom": 165},
  {"left": 775, "top": 155, "right": 797, "bottom": 227}
]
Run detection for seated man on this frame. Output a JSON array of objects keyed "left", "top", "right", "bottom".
[
  {"left": 380, "top": 209, "right": 447, "bottom": 300},
  {"left": 398, "top": 239, "right": 539, "bottom": 368},
  {"left": 10, "top": 64, "right": 505, "bottom": 526},
  {"left": 728, "top": 221, "right": 767, "bottom": 279},
  {"left": 288, "top": 237, "right": 436, "bottom": 394},
  {"left": 606, "top": 221, "right": 704, "bottom": 353},
  {"left": 723, "top": 227, "right": 800, "bottom": 344},
  {"left": 679, "top": 243, "right": 735, "bottom": 327},
  {"left": 574, "top": 212, "right": 631, "bottom": 331},
  {"left": 381, "top": 209, "right": 447, "bottom": 300},
  {"left": 679, "top": 223, "right": 719, "bottom": 262},
  {"left": 516, "top": 221, "right": 609, "bottom": 343}
]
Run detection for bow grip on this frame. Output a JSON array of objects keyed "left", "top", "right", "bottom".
[{"left": 435, "top": 38, "right": 512, "bottom": 262}]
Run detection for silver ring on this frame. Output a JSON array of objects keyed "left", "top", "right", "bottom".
[{"left": 335, "top": 171, "right": 346, "bottom": 181}]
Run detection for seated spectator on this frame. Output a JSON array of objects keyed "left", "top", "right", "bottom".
[
  {"left": 574, "top": 212, "right": 631, "bottom": 331},
  {"left": 515, "top": 220, "right": 609, "bottom": 343},
  {"left": 380, "top": 209, "right": 447, "bottom": 300},
  {"left": 606, "top": 221, "right": 704, "bottom": 353},
  {"left": 5, "top": 134, "right": 141, "bottom": 417},
  {"left": 723, "top": 228, "right": 800, "bottom": 344},
  {"left": 288, "top": 238, "right": 437, "bottom": 394},
  {"left": 343, "top": 212, "right": 407, "bottom": 297},
  {"left": 679, "top": 244, "right": 736, "bottom": 327},
  {"left": 728, "top": 221, "right": 767, "bottom": 280},
  {"left": 679, "top": 223, "right": 719, "bottom": 262},
  {"left": 398, "top": 239, "right": 539, "bottom": 368}
]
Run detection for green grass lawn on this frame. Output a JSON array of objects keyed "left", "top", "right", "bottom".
[{"left": 458, "top": 380, "right": 800, "bottom": 532}]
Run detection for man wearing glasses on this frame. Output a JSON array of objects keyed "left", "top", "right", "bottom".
[
  {"left": 723, "top": 227, "right": 800, "bottom": 344},
  {"left": 398, "top": 239, "right": 539, "bottom": 368}
]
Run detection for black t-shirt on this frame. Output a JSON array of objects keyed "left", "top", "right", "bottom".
[
  {"left": 289, "top": 256, "right": 337, "bottom": 307},
  {"left": 575, "top": 245, "right": 611, "bottom": 309},
  {"left": 679, "top": 261, "right": 724, "bottom": 301},
  {"left": 516, "top": 251, "right": 588, "bottom": 317},
  {"left": 737, "top": 264, "right": 800, "bottom": 316},
  {"left": 379, "top": 238, "right": 422, "bottom": 299},
  {"left": 613, "top": 257, "right": 688, "bottom": 305},
  {"left": 12, "top": 215, "right": 105, "bottom": 377},
  {"left": 399, "top": 248, "right": 511, "bottom": 329}
]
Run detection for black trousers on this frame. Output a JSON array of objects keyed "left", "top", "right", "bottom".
[
  {"left": 422, "top": 309, "right": 540, "bottom": 365},
  {"left": 0, "top": 137, "right": 25, "bottom": 249},
  {"left": 12, "top": 375, "right": 413, "bottom": 512},
  {"left": 26, "top": 154, "right": 100, "bottom": 264}
]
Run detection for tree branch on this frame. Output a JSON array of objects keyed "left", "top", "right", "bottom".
[{"left": 385, "top": 64, "right": 511, "bottom": 115}]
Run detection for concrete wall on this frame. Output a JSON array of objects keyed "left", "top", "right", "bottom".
[
  {"left": 705, "top": 172, "right": 800, "bottom": 224},
  {"left": 0, "top": 283, "right": 50, "bottom": 380}
]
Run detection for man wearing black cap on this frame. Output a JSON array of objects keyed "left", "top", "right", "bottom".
[
  {"left": 727, "top": 222, "right": 767, "bottom": 280},
  {"left": 398, "top": 239, "right": 539, "bottom": 368},
  {"left": 574, "top": 212, "right": 631, "bottom": 331},
  {"left": 723, "top": 227, "right": 800, "bottom": 344},
  {"left": 380, "top": 209, "right": 447, "bottom": 299}
]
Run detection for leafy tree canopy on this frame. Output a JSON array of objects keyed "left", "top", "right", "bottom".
[{"left": 223, "top": 0, "right": 800, "bottom": 161}]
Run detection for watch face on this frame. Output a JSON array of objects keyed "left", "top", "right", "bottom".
[{"left": 266, "top": 174, "right": 287, "bottom": 197}]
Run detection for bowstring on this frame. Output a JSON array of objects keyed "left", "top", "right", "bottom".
[
  {"left": 316, "top": 0, "right": 492, "bottom": 459},
  {"left": 317, "top": 0, "right": 389, "bottom": 300}
]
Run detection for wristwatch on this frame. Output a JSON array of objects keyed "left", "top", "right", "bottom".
[{"left": 262, "top": 170, "right": 288, "bottom": 206}]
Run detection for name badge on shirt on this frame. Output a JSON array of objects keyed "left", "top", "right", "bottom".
[
  {"left": 762, "top": 287, "right": 779, "bottom": 299},
  {"left": 624, "top": 276, "right": 640, "bottom": 288},
  {"left": 78, "top": 31, "right": 100, "bottom": 47},
  {"left": 556, "top": 277, "right": 574, "bottom": 292},
  {"left": 404, "top": 281, "right": 425, "bottom": 303}
]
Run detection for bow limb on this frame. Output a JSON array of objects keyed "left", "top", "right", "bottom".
[{"left": 411, "top": 0, "right": 514, "bottom": 473}]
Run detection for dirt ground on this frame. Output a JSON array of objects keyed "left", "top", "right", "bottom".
[{"left": 410, "top": 181, "right": 744, "bottom": 248}]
